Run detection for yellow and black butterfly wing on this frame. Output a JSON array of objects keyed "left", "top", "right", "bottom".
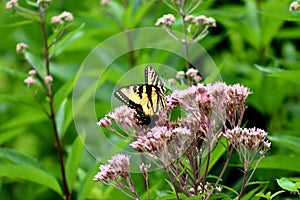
[
  {"left": 145, "top": 66, "right": 166, "bottom": 109},
  {"left": 114, "top": 85, "right": 154, "bottom": 125},
  {"left": 138, "top": 85, "right": 161, "bottom": 116},
  {"left": 114, "top": 66, "right": 166, "bottom": 126}
]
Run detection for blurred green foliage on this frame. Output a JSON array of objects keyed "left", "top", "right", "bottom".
[{"left": 0, "top": 0, "right": 300, "bottom": 199}]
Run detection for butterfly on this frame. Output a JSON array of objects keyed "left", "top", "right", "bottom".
[{"left": 114, "top": 66, "right": 166, "bottom": 126}]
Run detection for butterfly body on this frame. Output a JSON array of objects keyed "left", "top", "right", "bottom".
[{"left": 114, "top": 66, "right": 166, "bottom": 126}]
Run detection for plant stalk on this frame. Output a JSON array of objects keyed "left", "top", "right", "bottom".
[{"left": 39, "top": 8, "right": 70, "bottom": 200}]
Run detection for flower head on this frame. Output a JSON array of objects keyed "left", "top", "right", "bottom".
[
  {"left": 194, "top": 75, "right": 202, "bottom": 83},
  {"left": 60, "top": 11, "right": 74, "bottom": 21},
  {"left": 290, "top": 1, "right": 300, "bottom": 11},
  {"left": 94, "top": 154, "right": 132, "bottom": 182},
  {"left": 168, "top": 78, "right": 176, "bottom": 87},
  {"left": 226, "top": 83, "right": 252, "bottom": 106},
  {"left": 172, "top": 127, "right": 191, "bottom": 136},
  {"left": 24, "top": 76, "right": 36, "bottom": 87},
  {"left": 223, "top": 127, "right": 271, "bottom": 152},
  {"left": 185, "top": 15, "right": 216, "bottom": 27},
  {"left": 93, "top": 164, "right": 117, "bottom": 182},
  {"left": 45, "top": 75, "right": 53, "bottom": 84},
  {"left": 51, "top": 11, "right": 74, "bottom": 25},
  {"left": 16, "top": 43, "right": 28, "bottom": 53},
  {"left": 186, "top": 68, "right": 198, "bottom": 77},
  {"left": 108, "top": 154, "right": 131, "bottom": 176},
  {"left": 176, "top": 71, "right": 185, "bottom": 79},
  {"left": 195, "top": 15, "right": 216, "bottom": 27},
  {"left": 97, "top": 117, "right": 112, "bottom": 127},
  {"left": 29, "top": 70, "right": 37, "bottom": 76},
  {"left": 184, "top": 15, "right": 196, "bottom": 23},
  {"left": 130, "top": 126, "right": 173, "bottom": 152},
  {"left": 107, "top": 105, "right": 137, "bottom": 128},
  {"left": 139, "top": 163, "right": 151, "bottom": 173},
  {"left": 155, "top": 14, "right": 176, "bottom": 28},
  {"left": 6, "top": 0, "right": 18, "bottom": 10}
]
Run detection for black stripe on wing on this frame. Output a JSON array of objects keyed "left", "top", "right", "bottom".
[
  {"left": 145, "top": 66, "right": 166, "bottom": 103},
  {"left": 145, "top": 66, "right": 163, "bottom": 87}
]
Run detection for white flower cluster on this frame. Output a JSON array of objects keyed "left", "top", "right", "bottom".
[
  {"left": 51, "top": 11, "right": 74, "bottom": 25},
  {"left": 155, "top": 14, "right": 176, "bottom": 28}
]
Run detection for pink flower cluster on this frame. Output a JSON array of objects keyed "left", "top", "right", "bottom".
[
  {"left": 290, "top": 1, "right": 300, "bottom": 11},
  {"left": 16, "top": 42, "right": 28, "bottom": 53},
  {"left": 155, "top": 14, "right": 176, "bottom": 28},
  {"left": 130, "top": 126, "right": 177, "bottom": 152},
  {"left": 173, "top": 68, "right": 202, "bottom": 85},
  {"left": 223, "top": 127, "right": 271, "bottom": 152},
  {"left": 6, "top": 0, "right": 18, "bottom": 10},
  {"left": 24, "top": 70, "right": 37, "bottom": 87},
  {"left": 188, "top": 182, "right": 222, "bottom": 197},
  {"left": 185, "top": 15, "right": 216, "bottom": 27},
  {"left": 166, "top": 82, "right": 251, "bottom": 122},
  {"left": 106, "top": 106, "right": 137, "bottom": 127},
  {"left": 51, "top": 11, "right": 74, "bottom": 25},
  {"left": 93, "top": 154, "right": 131, "bottom": 182}
]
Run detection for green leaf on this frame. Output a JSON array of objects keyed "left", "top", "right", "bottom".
[
  {"left": 241, "top": 183, "right": 262, "bottom": 200},
  {"left": 254, "top": 64, "right": 286, "bottom": 74},
  {"left": 295, "top": 182, "right": 300, "bottom": 189},
  {"left": 255, "top": 192, "right": 268, "bottom": 198},
  {"left": 0, "top": 164, "right": 62, "bottom": 195},
  {"left": 0, "top": 149, "right": 61, "bottom": 194},
  {"left": 48, "top": 24, "right": 64, "bottom": 47},
  {"left": 218, "top": 184, "right": 239, "bottom": 195},
  {"left": 268, "top": 135, "right": 300, "bottom": 155},
  {"left": 277, "top": 178, "right": 298, "bottom": 192},
  {"left": 53, "top": 76, "right": 75, "bottom": 112},
  {"left": 241, "top": 0, "right": 260, "bottom": 49},
  {"left": 132, "top": 0, "right": 155, "bottom": 27},
  {"left": 0, "top": 148, "right": 47, "bottom": 172},
  {"left": 55, "top": 98, "right": 67, "bottom": 139},
  {"left": 1, "top": 20, "right": 33, "bottom": 27},
  {"left": 107, "top": 1, "right": 124, "bottom": 26},
  {"left": 270, "top": 190, "right": 285, "bottom": 199},
  {"left": 208, "top": 137, "right": 227, "bottom": 172},
  {"left": 140, "top": 176, "right": 164, "bottom": 199},
  {"left": 204, "top": 193, "right": 232, "bottom": 200},
  {"left": 260, "top": 0, "right": 289, "bottom": 47},
  {"left": 78, "top": 161, "right": 99, "bottom": 200},
  {"left": 0, "top": 108, "right": 47, "bottom": 131},
  {"left": 0, "top": 94, "right": 34, "bottom": 106},
  {"left": 258, "top": 155, "right": 300, "bottom": 173},
  {"left": 157, "top": 193, "right": 189, "bottom": 200},
  {"left": 277, "top": 27, "right": 300, "bottom": 39},
  {"left": 49, "top": 23, "right": 85, "bottom": 57},
  {"left": 123, "top": 3, "right": 133, "bottom": 28},
  {"left": 61, "top": 99, "right": 73, "bottom": 138},
  {"left": 0, "top": 67, "right": 27, "bottom": 79},
  {"left": 0, "top": 128, "right": 26, "bottom": 145},
  {"left": 65, "top": 136, "right": 84, "bottom": 192},
  {"left": 24, "top": 52, "right": 46, "bottom": 77},
  {"left": 25, "top": 0, "right": 38, "bottom": 7},
  {"left": 55, "top": 98, "right": 73, "bottom": 139},
  {"left": 250, "top": 75, "right": 289, "bottom": 115}
]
